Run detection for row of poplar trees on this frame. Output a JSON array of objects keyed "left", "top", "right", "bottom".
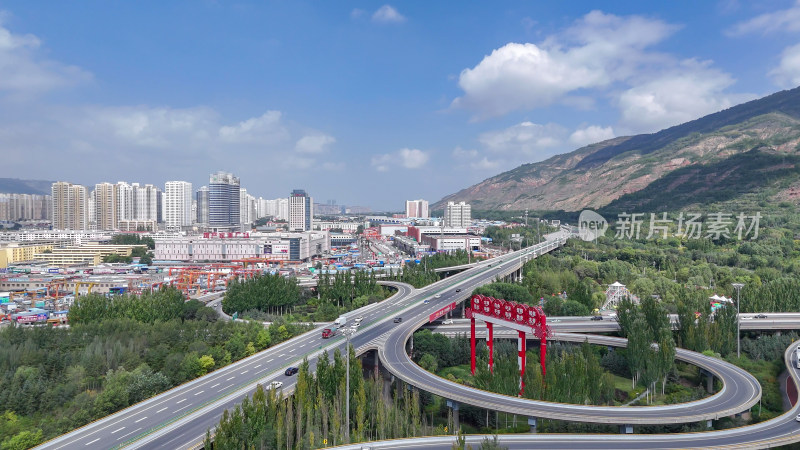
[{"left": 207, "top": 347, "right": 430, "bottom": 449}]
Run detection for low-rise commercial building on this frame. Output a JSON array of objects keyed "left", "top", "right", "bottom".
[
  {"left": 0, "top": 243, "right": 56, "bottom": 268},
  {"left": 32, "top": 244, "right": 146, "bottom": 267},
  {"left": 421, "top": 234, "right": 481, "bottom": 253},
  {"left": 154, "top": 231, "right": 329, "bottom": 262}
]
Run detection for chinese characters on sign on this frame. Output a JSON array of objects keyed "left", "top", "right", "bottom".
[{"left": 579, "top": 210, "right": 761, "bottom": 241}]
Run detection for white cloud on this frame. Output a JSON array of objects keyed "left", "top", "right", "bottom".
[
  {"left": 452, "top": 146, "right": 478, "bottom": 158},
  {"left": 569, "top": 125, "right": 615, "bottom": 147},
  {"left": 371, "top": 148, "right": 429, "bottom": 171},
  {"left": 769, "top": 42, "right": 800, "bottom": 87},
  {"left": 372, "top": 5, "right": 406, "bottom": 24},
  {"left": 0, "top": 17, "right": 91, "bottom": 94},
  {"left": 218, "top": 111, "right": 288, "bottom": 143},
  {"left": 727, "top": 1, "right": 800, "bottom": 36},
  {"left": 479, "top": 122, "right": 566, "bottom": 156},
  {"left": 295, "top": 134, "right": 336, "bottom": 154},
  {"left": 452, "top": 11, "right": 678, "bottom": 119},
  {"left": 399, "top": 148, "right": 429, "bottom": 168},
  {"left": 616, "top": 59, "right": 750, "bottom": 133},
  {"left": 350, "top": 8, "right": 365, "bottom": 19},
  {"left": 471, "top": 157, "right": 501, "bottom": 171}
]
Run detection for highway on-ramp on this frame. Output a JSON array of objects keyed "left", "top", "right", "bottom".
[{"left": 332, "top": 340, "right": 800, "bottom": 450}]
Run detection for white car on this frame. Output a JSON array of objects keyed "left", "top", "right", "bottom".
[
  {"left": 434, "top": 294, "right": 441, "bottom": 298},
  {"left": 442, "top": 319, "right": 454, "bottom": 325},
  {"left": 796, "top": 414, "right": 800, "bottom": 422},
  {"left": 266, "top": 381, "right": 283, "bottom": 390},
  {"left": 355, "top": 316, "right": 363, "bottom": 323}
]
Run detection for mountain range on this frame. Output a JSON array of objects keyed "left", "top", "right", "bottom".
[
  {"left": 0, "top": 178, "right": 54, "bottom": 196},
  {"left": 434, "top": 86, "right": 800, "bottom": 213}
]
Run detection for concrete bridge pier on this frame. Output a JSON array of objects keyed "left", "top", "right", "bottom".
[
  {"left": 619, "top": 424, "right": 633, "bottom": 434},
  {"left": 528, "top": 417, "right": 537, "bottom": 433},
  {"left": 446, "top": 400, "right": 460, "bottom": 432},
  {"left": 700, "top": 369, "right": 714, "bottom": 393},
  {"left": 706, "top": 419, "right": 713, "bottom": 429}
]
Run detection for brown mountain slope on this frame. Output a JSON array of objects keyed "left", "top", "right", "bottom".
[{"left": 434, "top": 86, "right": 800, "bottom": 212}]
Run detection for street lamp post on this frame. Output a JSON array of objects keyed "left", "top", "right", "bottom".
[
  {"left": 342, "top": 326, "right": 357, "bottom": 442},
  {"left": 732, "top": 283, "right": 745, "bottom": 358}
]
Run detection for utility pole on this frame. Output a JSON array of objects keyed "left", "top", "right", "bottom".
[{"left": 732, "top": 283, "right": 744, "bottom": 358}]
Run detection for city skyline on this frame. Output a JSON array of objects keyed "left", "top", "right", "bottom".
[{"left": 2, "top": 2, "right": 800, "bottom": 208}]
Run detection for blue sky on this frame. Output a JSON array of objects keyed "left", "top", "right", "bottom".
[{"left": 2, "top": 1, "right": 800, "bottom": 210}]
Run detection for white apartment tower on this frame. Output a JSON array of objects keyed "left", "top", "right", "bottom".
[
  {"left": 405, "top": 199, "right": 429, "bottom": 218},
  {"left": 134, "top": 183, "right": 162, "bottom": 222},
  {"left": 165, "top": 181, "right": 193, "bottom": 232},
  {"left": 289, "top": 189, "right": 313, "bottom": 231},
  {"left": 51, "top": 182, "right": 88, "bottom": 230},
  {"left": 444, "top": 201, "right": 471, "bottom": 228}
]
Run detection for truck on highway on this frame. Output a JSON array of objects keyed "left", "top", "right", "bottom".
[
  {"left": 334, "top": 314, "right": 349, "bottom": 328},
  {"left": 322, "top": 328, "right": 335, "bottom": 339}
]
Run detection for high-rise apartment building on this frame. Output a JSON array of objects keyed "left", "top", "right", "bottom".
[
  {"left": 93, "top": 182, "right": 119, "bottom": 231},
  {"left": 51, "top": 182, "right": 88, "bottom": 230},
  {"left": 208, "top": 172, "right": 240, "bottom": 230},
  {"left": 289, "top": 189, "right": 312, "bottom": 231},
  {"left": 133, "top": 183, "right": 162, "bottom": 222},
  {"left": 240, "top": 188, "right": 256, "bottom": 227},
  {"left": 0, "top": 194, "right": 51, "bottom": 221},
  {"left": 164, "top": 181, "right": 193, "bottom": 232},
  {"left": 116, "top": 181, "right": 134, "bottom": 223},
  {"left": 405, "top": 199, "right": 429, "bottom": 218},
  {"left": 444, "top": 201, "right": 471, "bottom": 228},
  {"left": 195, "top": 186, "right": 209, "bottom": 225}
]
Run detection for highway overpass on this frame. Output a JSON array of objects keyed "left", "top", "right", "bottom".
[{"left": 36, "top": 228, "right": 799, "bottom": 449}]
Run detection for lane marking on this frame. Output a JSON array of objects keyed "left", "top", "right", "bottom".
[
  {"left": 210, "top": 383, "right": 220, "bottom": 388},
  {"left": 222, "top": 384, "right": 233, "bottom": 390},
  {"left": 134, "top": 416, "right": 148, "bottom": 423},
  {"left": 111, "top": 427, "right": 125, "bottom": 434},
  {"left": 240, "top": 370, "right": 249, "bottom": 374},
  {"left": 156, "top": 407, "right": 168, "bottom": 413},
  {"left": 226, "top": 376, "right": 235, "bottom": 381},
  {"left": 194, "top": 390, "right": 204, "bottom": 396},
  {"left": 176, "top": 398, "right": 186, "bottom": 404},
  {"left": 254, "top": 364, "right": 261, "bottom": 369},
  {"left": 117, "top": 427, "right": 141, "bottom": 440},
  {"left": 174, "top": 405, "right": 190, "bottom": 413},
  {"left": 266, "top": 358, "right": 274, "bottom": 363},
  {"left": 85, "top": 438, "right": 100, "bottom": 446}
]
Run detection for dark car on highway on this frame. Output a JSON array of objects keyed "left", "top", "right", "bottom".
[
  {"left": 394, "top": 317, "right": 403, "bottom": 323},
  {"left": 285, "top": 367, "right": 299, "bottom": 376}
]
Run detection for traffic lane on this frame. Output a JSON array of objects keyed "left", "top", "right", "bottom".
[
  {"left": 98, "top": 242, "right": 556, "bottom": 448},
  {"left": 140, "top": 290, "right": 419, "bottom": 449},
  {"left": 44, "top": 284, "right": 417, "bottom": 450}
]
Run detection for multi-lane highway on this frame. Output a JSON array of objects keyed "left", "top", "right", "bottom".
[
  {"left": 39, "top": 232, "right": 568, "bottom": 450},
  {"left": 37, "top": 228, "right": 799, "bottom": 449}
]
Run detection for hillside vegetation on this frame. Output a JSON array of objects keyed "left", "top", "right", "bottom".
[{"left": 435, "top": 86, "right": 800, "bottom": 212}]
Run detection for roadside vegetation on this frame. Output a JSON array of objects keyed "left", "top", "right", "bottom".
[
  {"left": 0, "top": 288, "right": 310, "bottom": 447},
  {"left": 206, "top": 348, "right": 439, "bottom": 449},
  {"left": 223, "top": 271, "right": 391, "bottom": 323},
  {"left": 391, "top": 250, "right": 482, "bottom": 288}
]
